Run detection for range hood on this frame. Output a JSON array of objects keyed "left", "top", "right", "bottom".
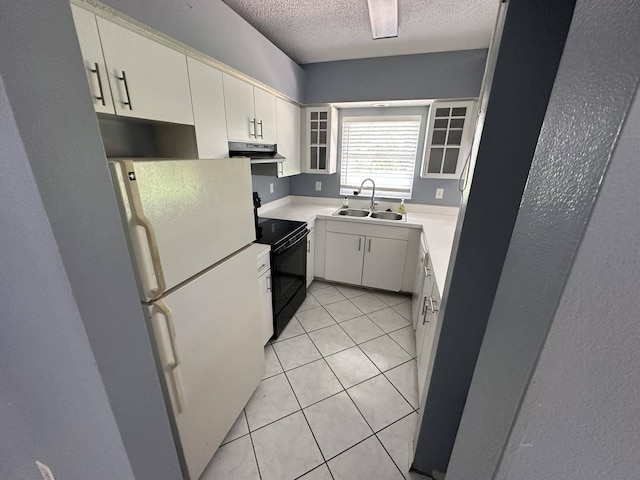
[{"left": 228, "top": 141, "right": 285, "bottom": 164}]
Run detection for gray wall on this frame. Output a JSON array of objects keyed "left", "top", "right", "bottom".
[
  {"left": 290, "top": 107, "right": 462, "bottom": 207},
  {"left": 446, "top": 0, "right": 640, "bottom": 479},
  {"left": 0, "top": 74, "right": 135, "bottom": 480},
  {"left": 412, "top": 0, "right": 578, "bottom": 475},
  {"left": 495, "top": 84, "right": 640, "bottom": 480},
  {"left": 303, "top": 50, "right": 487, "bottom": 104},
  {"left": 251, "top": 172, "right": 291, "bottom": 204},
  {"left": 0, "top": 2, "right": 182, "bottom": 479},
  {"left": 102, "top": 0, "right": 305, "bottom": 102}
]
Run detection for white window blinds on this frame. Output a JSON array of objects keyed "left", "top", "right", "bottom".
[{"left": 340, "top": 116, "right": 421, "bottom": 199}]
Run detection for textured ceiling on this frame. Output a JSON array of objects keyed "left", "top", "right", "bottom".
[{"left": 221, "top": 0, "right": 500, "bottom": 64}]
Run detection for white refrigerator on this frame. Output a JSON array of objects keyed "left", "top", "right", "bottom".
[{"left": 109, "top": 157, "right": 264, "bottom": 480}]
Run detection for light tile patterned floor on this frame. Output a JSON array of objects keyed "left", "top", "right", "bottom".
[{"left": 201, "top": 281, "right": 427, "bottom": 480}]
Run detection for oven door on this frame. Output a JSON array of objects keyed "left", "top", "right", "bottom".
[{"left": 271, "top": 229, "right": 308, "bottom": 337}]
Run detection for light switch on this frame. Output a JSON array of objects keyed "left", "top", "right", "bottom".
[
  {"left": 315, "top": 181, "right": 322, "bottom": 191},
  {"left": 435, "top": 188, "right": 444, "bottom": 199}
]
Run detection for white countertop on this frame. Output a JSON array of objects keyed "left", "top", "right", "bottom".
[{"left": 260, "top": 196, "right": 459, "bottom": 293}]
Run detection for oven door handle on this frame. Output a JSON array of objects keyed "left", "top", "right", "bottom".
[{"left": 273, "top": 229, "right": 309, "bottom": 254}]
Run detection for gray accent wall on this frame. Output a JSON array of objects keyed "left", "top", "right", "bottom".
[
  {"left": 446, "top": 0, "right": 640, "bottom": 478},
  {"left": 251, "top": 173, "right": 291, "bottom": 204},
  {"left": 0, "top": 2, "right": 182, "bottom": 479},
  {"left": 102, "top": 0, "right": 305, "bottom": 102},
  {"left": 0, "top": 73, "right": 135, "bottom": 480},
  {"left": 303, "top": 50, "right": 487, "bottom": 104},
  {"left": 290, "top": 107, "right": 462, "bottom": 207},
  {"left": 412, "top": 0, "right": 577, "bottom": 475}
]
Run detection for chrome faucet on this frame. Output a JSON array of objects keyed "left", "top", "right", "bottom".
[{"left": 354, "top": 178, "right": 377, "bottom": 211}]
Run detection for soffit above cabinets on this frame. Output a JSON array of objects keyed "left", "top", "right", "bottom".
[{"left": 221, "top": 0, "right": 500, "bottom": 64}]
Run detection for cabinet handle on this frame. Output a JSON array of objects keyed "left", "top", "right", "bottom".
[
  {"left": 307, "top": 239, "right": 311, "bottom": 253},
  {"left": 358, "top": 238, "right": 362, "bottom": 251},
  {"left": 257, "top": 120, "right": 264, "bottom": 139},
  {"left": 421, "top": 296, "right": 429, "bottom": 324},
  {"left": 432, "top": 298, "right": 440, "bottom": 313},
  {"left": 266, "top": 275, "right": 271, "bottom": 291},
  {"left": 249, "top": 118, "right": 256, "bottom": 137},
  {"left": 424, "top": 266, "right": 431, "bottom": 278},
  {"left": 257, "top": 263, "right": 267, "bottom": 274},
  {"left": 368, "top": 238, "right": 372, "bottom": 252},
  {"left": 118, "top": 71, "right": 133, "bottom": 110},
  {"left": 90, "top": 62, "right": 106, "bottom": 106}
]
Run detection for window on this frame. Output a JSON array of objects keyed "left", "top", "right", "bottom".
[{"left": 340, "top": 115, "right": 421, "bottom": 199}]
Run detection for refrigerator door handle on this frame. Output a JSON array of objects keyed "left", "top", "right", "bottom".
[
  {"left": 122, "top": 160, "right": 166, "bottom": 299},
  {"left": 152, "top": 301, "right": 185, "bottom": 413}
]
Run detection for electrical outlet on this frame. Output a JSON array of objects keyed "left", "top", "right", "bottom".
[
  {"left": 269, "top": 183, "right": 274, "bottom": 194},
  {"left": 435, "top": 188, "right": 444, "bottom": 199},
  {"left": 36, "top": 461, "right": 55, "bottom": 480},
  {"left": 315, "top": 181, "right": 322, "bottom": 191}
]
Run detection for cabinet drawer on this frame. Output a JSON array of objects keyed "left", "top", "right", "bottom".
[{"left": 326, "top": 220, "right": 409, "bottom": 240}]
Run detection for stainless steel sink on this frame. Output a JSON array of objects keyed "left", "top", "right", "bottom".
[
  {"left": 370, "top": 211, "right": 404, "bottom": 220},
  {"left": 332, "top": 208, "right": 405, "bottom": 221},
  {"left": 336, "top": 208, "right": 370, "bottom": 217}
]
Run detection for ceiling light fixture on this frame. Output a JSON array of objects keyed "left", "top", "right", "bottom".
[{"left": 367, "top": 0, "right": 398, "bottom": 39}]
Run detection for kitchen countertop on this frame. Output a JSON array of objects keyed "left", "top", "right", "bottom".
[{"left": 260, "top": 197, "right": 459, "bottom": 293}]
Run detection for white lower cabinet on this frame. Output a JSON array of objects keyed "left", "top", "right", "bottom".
[
  {"left": 325, "top": 232, "right": 366, "bottom": 286},
  {"left": 416, "top": 265, "right": 440, "bottom": 402},
  {"left": 256, "top": 247, "right": 273, "bottom": 344},
  {"left": 324, "top": 221, "right": 409, "bottom": 291}
]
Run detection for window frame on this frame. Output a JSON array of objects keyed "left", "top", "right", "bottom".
[
  {"left": 339, "top": 111, "right": 423, "bottom": 200},
  {"left": 420, "top": 99, "right": 477, "bottom": 179}
]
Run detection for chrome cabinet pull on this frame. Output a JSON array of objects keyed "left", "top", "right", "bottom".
[
  {"left": 90, "top": 62, "right": 106, "bottom": 106},
  {"left": 307, "top": 239, "right": 311, "bottom": 253},
  {"left": 358, "top": 238, "right": 362, "bottom": 251},
  {"left": 257, "top": 120, "right": 264, "bottom": 139},
  {"left": 421, "top": 295, "right": 428, "bottom": 318},
  {"left": 368, "top": 238, "right": 372, "bottom": 252},
  {"left": 118, "top": 71, "right": 133, "bottom": 110},
  {"left": 266, "top": 275, "right": 271, "bottom": 292},
  {"left": 249, "top": 118, "right": 256, "bottom": 137}
]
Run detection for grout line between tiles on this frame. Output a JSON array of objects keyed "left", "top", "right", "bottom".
[
  {"left": 373, "top": 432, "right": 409, "bottom": 479},
  {"left": 247, "top": 427, "right": 263, "bottom": 480},
  {"left": 270, "top": 335, "right": 333, "bottom": 479}
]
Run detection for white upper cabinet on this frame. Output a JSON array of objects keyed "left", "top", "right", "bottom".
[
  {"left": 302, "top": 106, "right": 338, "bottom": 174},
  {"left": 421, "top": 99, "right": 476, "bottom": 179},
  {"left": 187, "top": 58, "right": 228, "bottom": 158},
  {"left": 70, "top": 4, "right": 115, "bottom": 114},
  {"left": 96, "top": 16, "right": 194, "bottom": 125},
  {"left": 276, "top": 98, "right": 301, "bottom": 177},
  {"left": 254, "top": 87, "right": 277, "bottom": 144},
  {"left": 223, "top": 73, "right": 277, "bottom": 144}
]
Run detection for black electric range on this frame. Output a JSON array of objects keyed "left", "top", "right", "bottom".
[{"left": 255, "top": 217, "right": 308, "bottom": 339}]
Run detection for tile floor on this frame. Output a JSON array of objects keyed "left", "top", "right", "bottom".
[{"left": 201, "top": 281, "right": 427, "bottom": 480}]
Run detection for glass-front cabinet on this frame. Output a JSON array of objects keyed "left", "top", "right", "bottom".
[
  {"left": 421, "top": 100, "right": 477, "bottom": 179},
  {"left": 302, "top": 106, "right": 338, "bottom": 174}
]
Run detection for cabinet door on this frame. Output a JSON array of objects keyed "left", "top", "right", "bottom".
[
  {"left": 411, "top": 240, "right": 428, "bottom": 328},
  {"left": 96, "top": 17, "right": 194, "bottom": 125},
  {"left": 306, "top": 228, "right": 315, "bottom": 287},
  {"left": 222, "top": 73, "right": 255, "bottom": 142},
  {"left": 417, "top": 281, "right": 440, "bottom": 401},
  {"left": 276, "top": 98, "right": 301, "bottom": 177},
  {"left": 362, "top": 237, "right": 408, "bottom": 291},
  {"left": 259, "top": 269, "right": 274, "bottom": 344},
  {"left": 254, "top": 87, "right": 277, "bottom": 144},
  {"left": 70, "top": 5, "right": 115, "bottom": 114},
  {"left": 187, "top": 58, "right": 228, "bottom": 158},
  {"left": 325, "top": 232, "right": 365, "bottom": 285},
  {"left": 415, "top": 263, "right": 434, "bottom": 361}
]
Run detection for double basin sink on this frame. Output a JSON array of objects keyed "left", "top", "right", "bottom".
[{"left": 333, "top": 208, "right": 405, "bottom": 221}]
